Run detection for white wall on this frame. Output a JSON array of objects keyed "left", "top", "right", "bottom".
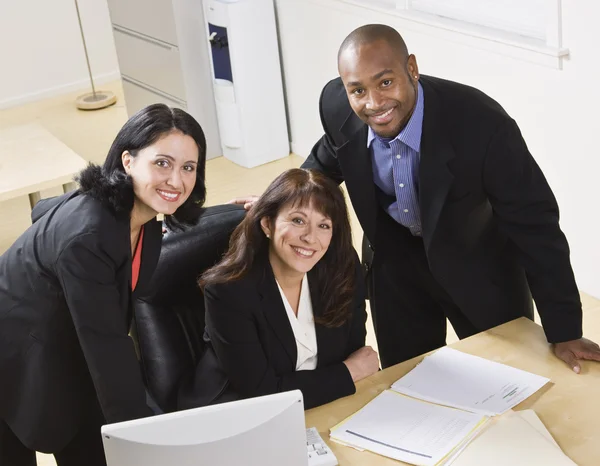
[
  {"left": 275, "top": 0, "right": 600, "bottom": 298},
  {"left": 0, "top": 0, "right": 119, "bottom": 108}
]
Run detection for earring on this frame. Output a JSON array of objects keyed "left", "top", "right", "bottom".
[
  {"left": 414, "top": 75, "right": 418, "bottom": 79},
  {"left": 266, "top": 234, "right": 270, "bottom": 239}
]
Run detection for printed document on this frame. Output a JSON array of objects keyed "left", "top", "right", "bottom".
[
  {"left": 330, "top": 390, "right": 489, "bottom": 466},
  {"left": 391, "top": 347, "right": 550, "bottom": 416}
]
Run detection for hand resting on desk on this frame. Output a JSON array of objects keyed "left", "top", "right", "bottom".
[
  {"left": 343, "top": 346, "right": 380, "bottom": 382},
  {"left": 553, "top": 337, "right": 600, "bottom": 374}
]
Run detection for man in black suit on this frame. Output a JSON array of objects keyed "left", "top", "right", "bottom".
[{"left": 236, "top": 24, "right": 600, "bottom": 370}]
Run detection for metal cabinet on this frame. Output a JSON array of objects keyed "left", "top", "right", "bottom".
[
  {"left": 106, "top": 0, "right": 179, "bottom": 45},
  {"left": 107, "top": 0, "right": 221, "bottom": 159}
]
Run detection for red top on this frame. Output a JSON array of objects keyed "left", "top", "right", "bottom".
[{"left": 131, "top": 226, "right": 145, "bottom": 291}]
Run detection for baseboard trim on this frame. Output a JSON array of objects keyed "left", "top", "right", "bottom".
[{"left": 0, "top": 70, "right": 121, "bottom": 110}]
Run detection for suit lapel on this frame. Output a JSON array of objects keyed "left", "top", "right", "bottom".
[
  {"left": 308, "top": 272, "right": 326, "bottom": 353},
  {"left": 308, "top": 271, "right": 343, "bottom": 367},
  {"left": 257, "top": 259, "right": 297, "bottom": 368},
  {"left": 132, "top": 219, "right": 162, "bottom": 299},
  {"left": 419, "top": 78, "right": 455, "bottom": 252},
  {"left": 337, "top": 113, "right": 378, "bottom": 243}
]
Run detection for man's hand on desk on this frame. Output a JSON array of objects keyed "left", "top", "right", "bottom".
[
  {"left": 553, "top": 337, "right": 600, "bottom": 373},
  {"left": 228, "top": 195, "right": 259, "bottom": 210}
]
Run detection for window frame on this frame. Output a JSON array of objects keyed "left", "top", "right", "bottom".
[{"left": 327, "top": 0, "right": 568, "bottom": 69}]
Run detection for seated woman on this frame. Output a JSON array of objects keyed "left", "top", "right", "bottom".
[
  {"left": 0, "top": 104, "right": 207, "bottom": 466},
  {"left": 196, "top": 168, "right": 379, "bottom": 410}
]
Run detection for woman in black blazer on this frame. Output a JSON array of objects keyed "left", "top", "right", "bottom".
[
  {"left": 0, "top": 104, "right": 207, "bottom": 466},
  {"left": 196, "top": 169, "right": 379, "bottom": 410}
]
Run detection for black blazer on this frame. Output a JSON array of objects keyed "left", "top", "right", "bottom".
[
  {"left": 0, "top": 171, "right": 160, "bottom": 451},
  {"left": 302, "top": 75, "right": 582, "bottom": 343},
  {"left": 188, "top": 253, "right": 367, "bottom": 410}
]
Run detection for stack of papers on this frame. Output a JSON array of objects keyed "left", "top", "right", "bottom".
[
  {"left": 330, "top": 347, "right": 554, "bottom": 466},
  {"left": 330, "top": 390, "right": 490, "bottom": 465}
]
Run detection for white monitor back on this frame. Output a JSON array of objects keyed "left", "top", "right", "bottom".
[{"left": 102, "top": 390, "right": 307, "bottom": 466}]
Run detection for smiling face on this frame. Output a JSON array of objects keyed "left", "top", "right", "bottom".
[
  {"left": 338, "top": 39, "right": 419, "bottom": 138},
  {"left": 122, "top": 129, "right": 199, "bottom": 222},
  {"left": 260, "top": 201, "right": 333, "bottom": 280}
]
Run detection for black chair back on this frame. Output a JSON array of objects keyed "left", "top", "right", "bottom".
[{"left": 132, "top": 204, "right": 246, "bottom": 412}]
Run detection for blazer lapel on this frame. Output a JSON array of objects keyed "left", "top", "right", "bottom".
[
  {"left": 308, "top": 271, "right": 341, "bottom": 367},
  {"left": 293, "top": 278, "right": 317, "bottom": 353},
  {"left": 419, "top": 78, "right": 455, "bottom": 252},
  {"left": 257, "top": 260, "right": 297, "bottom": 368},
  {"left": 337, "top": 113, "right": 378, "bottom": 244},
  {"left": 132, "top": 218, "right": 162, "bottom": 299}
]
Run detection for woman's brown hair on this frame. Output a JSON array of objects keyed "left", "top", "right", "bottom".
[{"left": 200, "top": 168, "right": 356, "bottom": 327}]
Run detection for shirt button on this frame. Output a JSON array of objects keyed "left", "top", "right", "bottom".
[
  {"left": 396, "top": 154, "right": 401, "bottom": 159},
  {"left": 404, "top": 209, "right": 409, "bottom": 213},
  {"left": 399, "top": 183, "right": 405, "bottom": 188}
]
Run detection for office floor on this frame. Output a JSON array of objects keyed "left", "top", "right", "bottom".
[{"left": 1, "top": 82, "right": 599, "bottom": 466}]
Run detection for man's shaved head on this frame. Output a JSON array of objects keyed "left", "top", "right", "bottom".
[
  {"left": 336, "top": 24, "right": 419, "bottom": 138},
  {"left": 337, "top": 24, "right": 409, "bottom": 64}
]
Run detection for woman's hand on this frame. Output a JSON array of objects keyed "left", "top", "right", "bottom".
[{"left": 343, "top": 346, "right": 380, "bottom": 382}]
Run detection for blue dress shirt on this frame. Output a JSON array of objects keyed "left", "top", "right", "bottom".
[{"left": 368, "top": 82, "right": 424, "bottom": 236}]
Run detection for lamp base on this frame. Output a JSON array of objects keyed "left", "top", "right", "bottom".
[{"left": 75, "top": 90, "right": 117, "bottom": 110}]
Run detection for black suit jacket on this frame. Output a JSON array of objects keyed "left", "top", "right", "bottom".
[
  {"left": 302, "top": 75, "right": 582, "bottom": 343},
  {"left": 197, "top": 253, "right": 367, "bottom": 410},
  {"left": 0, "top": 191, "right": 160, "bottom": 451}
]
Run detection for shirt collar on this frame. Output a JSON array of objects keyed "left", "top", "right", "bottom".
[{"left": 367, "top": 81, "right": 424, "bottom": 152}]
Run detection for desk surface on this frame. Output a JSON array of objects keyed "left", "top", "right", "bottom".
[
  {"left": 306, "top": 317, "right": 600, "bottom": 465},
  {"left": 0, "top": 123, "right": 87, "bottom": 201}
]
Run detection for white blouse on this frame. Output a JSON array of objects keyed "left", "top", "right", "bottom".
[{"left": 275, "top": 275, "right": 318, "bottom": 371}]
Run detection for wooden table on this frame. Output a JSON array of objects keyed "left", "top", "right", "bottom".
[
  {"left": 0, "top": 123, "right": 87, "bottom": 207},
  {"left": 306, "top": 317, "right": 600, "bottom": 465}
]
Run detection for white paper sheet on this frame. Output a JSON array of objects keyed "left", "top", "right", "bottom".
[
  {"left": 330, "top": 390, "right": 489, "bottom": 466},
  {"left": 391, "top": 347, "right": 550, "bottom": 416}
]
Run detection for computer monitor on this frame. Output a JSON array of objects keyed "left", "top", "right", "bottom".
[{"left": 101, "top": 390, "right": 307, "bottom": 466}]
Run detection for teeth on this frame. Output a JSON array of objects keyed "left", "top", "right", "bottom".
[
  {"left": 293, "top": 247, "right": 314, "bottom": 257},
  {"left": 158, "top": 190, "right": 178, "bottom": 199},
  {"left": 374, "top": 108, "right": 393, "bottom": 119}
]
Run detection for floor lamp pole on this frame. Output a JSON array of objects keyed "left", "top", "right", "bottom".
[
  {"left": 74, "top": 0, "right": 117, "bottom": 110},
  {"left": 74, "top": 0, "right": 97, "bottom": 98}
]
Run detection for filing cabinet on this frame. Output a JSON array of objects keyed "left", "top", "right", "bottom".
[{"left": 106, "top": 0, "right": 222, "bottom": 159}]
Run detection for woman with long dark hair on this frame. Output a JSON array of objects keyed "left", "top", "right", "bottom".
[
  {"left": 0, "top": 104, "right": 207, "bottom": 465},
  {"left": 194, "top": 168, "right": 379, "bottom": 410}
]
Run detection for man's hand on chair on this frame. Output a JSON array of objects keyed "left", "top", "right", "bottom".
[{"left": 228, "top": 195, "right": 260, "bottom": 210}]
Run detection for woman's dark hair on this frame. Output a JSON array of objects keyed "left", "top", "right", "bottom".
[
  {"left": 200, "top": 168, "right": 356, "bottom": 327},
  {"left": 79, "top": 103, "right": 207, "bottom": 230}
]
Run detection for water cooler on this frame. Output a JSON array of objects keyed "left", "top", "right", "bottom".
[{"left": 204, "top": 0, "right": 290, "bottom": 168}]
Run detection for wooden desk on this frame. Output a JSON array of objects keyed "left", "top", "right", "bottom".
[
  {"left": 0, "top": 123, "right": 86, "bottom": 206},
  {"left": 306, "top": 318, "right": 600, "bottom": 465},
  {"left": 0, "top": 123, "right": 87, "bottom": 253}
]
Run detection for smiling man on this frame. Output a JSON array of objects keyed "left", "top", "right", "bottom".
[{"left": 301, "top": 24, "right": 600, "bottom": 371}]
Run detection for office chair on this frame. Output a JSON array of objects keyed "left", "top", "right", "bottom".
[{"left": 131, "top": 204, "right": 246, "bottom": 412}]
